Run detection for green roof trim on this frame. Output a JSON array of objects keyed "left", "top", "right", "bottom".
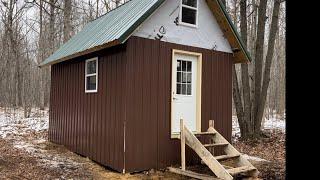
[
  {"left": 40, "top": 0, "right": 166, "bottom": 67},
  {"left": 215, "top": 0, "right": 252, "bottom": 62},
  {"left": 40, "top": 0, "right": 251, "bottom": 67},
  {"left": 117, "top": 0, "right": 166, "bottom": 43}
]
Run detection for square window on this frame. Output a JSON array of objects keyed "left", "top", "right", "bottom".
[
  {"left": 177, "top": 60, "right": 182, "bottom": 71},
  {"left": 187, "top": 73, "right": 192, "bottom": 83},
  {"left": 182, "top": 60, "right": 187, "bottom": 71},
  {"left": 177, "top": 72, "right": 182, "bottom": 83},
  {"left": 187, "top": 84, "right": 192, "bottom": 95},
  {"left": 182, "top": 7, "right": 197, "bottom": 25},
  {"left": 177, "top": 83, "right": 181, "bottom": 94},
  {"left": 182, "top": 0, "right": 197, "bottom": 7},
  {"left": 86, "top": 76, "right": 96, "bottom": 91},
  {"left": 181, "top": 84, "right": 186, "bottom": 94},
  {"left": 187, "top": 61, "right": 192, "bottom": 72},
  {"left": 182, "top": 72, "right": 187, "bottom": 83},
  {"left": 85, "top": 58, "right": 98, "bottom": 93},
  {"left": 87, "top": 60, "right": 96, "bottom": 74}
]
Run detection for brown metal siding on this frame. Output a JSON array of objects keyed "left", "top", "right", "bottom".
[
  {"left": 49, "top": 46, "right": 126, "bottom": 172},
  {"left": 125, "top": 36, "right": 233, "bottom": 172},
  {"left": 49, "top": 36, "right": 232, "bottom": 173}
]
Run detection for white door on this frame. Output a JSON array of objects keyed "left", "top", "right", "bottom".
[{"left": 172, "top": 53, "right": 198, "bottom": 134}]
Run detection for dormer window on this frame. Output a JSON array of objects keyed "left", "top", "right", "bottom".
[{"left": 180, "top": 0, "right": 198, "bottom": 27}]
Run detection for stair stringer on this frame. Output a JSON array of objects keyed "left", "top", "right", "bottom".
[
  {"left": 208, "top": 128, "right": 259, "bottom": 177},
  {"left": 183, "top": 126, "right": 234, "bottom": 180}
]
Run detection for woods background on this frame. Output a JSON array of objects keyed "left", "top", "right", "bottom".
[{"left": 0, "top": 0, "right": 285, "bottom": 137}]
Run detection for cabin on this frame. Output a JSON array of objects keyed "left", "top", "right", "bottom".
[{"left": 40, "top": 0, "right": 251, "bottom": 174}]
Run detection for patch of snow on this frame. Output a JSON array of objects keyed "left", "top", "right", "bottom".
[
  {"left": 232, "top": 113, "right": 286, "bottom": 139},
  {"left": 0, "top": 107, "right": 48, "bottom": 138},
  {"left": 14, "top": 141, "right": 42, "bottom": 154},
  {"left": 242, "top": 154, "right": 269, "bottom": 162}
]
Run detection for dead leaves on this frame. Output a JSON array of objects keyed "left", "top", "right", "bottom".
[{"left": 233, "top": 130, "right": 286, "bottom": 180}]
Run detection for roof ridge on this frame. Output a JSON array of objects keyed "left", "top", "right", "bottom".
[{"left": 89, "top": 0, "right": 133, "bottom": 23}]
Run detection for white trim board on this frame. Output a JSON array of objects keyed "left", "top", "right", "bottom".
[{"left": 133, "top": 0, "right": 232, "bottom": 53}]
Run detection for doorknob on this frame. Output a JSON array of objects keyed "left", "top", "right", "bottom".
[{"left": 173, "top": 97, "right": 178, "bottom": 100}]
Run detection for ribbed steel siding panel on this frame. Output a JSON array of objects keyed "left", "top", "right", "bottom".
[
  {"left": 125, "top": 36, "right": 233, "bottom": 172},
  {"left": 49, "top": 46, "right": 126, "bottom": 172}
]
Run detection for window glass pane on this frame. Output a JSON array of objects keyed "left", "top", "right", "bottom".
[
  {"left": 182, "top": 7, "right": 196, "bottom": 25},
  {"left": 187, "top": 61, "right": 192, "bottom": 72},
  {"left": 87, "top": 60, "right": 96, "bottom": 74},
  {"left": 187, "top": 73, "right": 192, "bottom": 83},
  {"left": 181, "top": 84, "right": 187, "bottom": 95},
  {"left": 182, "top": 60, "right": 186, "bottom": 71},
  {"left": 177, "top": 72, "right": 182, "bottom": 83},
  {"left": 187, "top": 84, "right": 191, "bottom": 95},
  {"left": 182, "top": 72, "right": 187, "bottom": 83},
  {"left": 182, "top": 0, "right": 197, "bottom": 7},
  {"left": 86, "top": 75, "right": 96, "bottom": 90},
  {"left": 177, "top": 60, "right": 181, "bottom": 71},
  {"left": 177, "top": 83, "right": 181, "bottom": 94}
]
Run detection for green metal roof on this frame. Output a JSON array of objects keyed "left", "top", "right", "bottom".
[
  {"left": 40, "top": 0, "right": 251, "bottom": 67},
  {"left": 40, "top": 0, "right": 165, "bottom": 67}
]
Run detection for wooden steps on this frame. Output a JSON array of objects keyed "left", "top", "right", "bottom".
[
  {"left": 204, "top": 142, "right": 229, "bottom": 147},
  {"left": 169, "top": 119, "right": 259, "bottom": 180},
  {"left": 227, "top": 166, "right": 257, "bottom": 176},
  {"left": 214, "top": 154, "right": 240, "bottom": 161},
  {"left": 194, "top": 131, "right": 216, "bottom": 136},
  {"left": 168, "top": 167, "right": 220, "bottom": 180}
]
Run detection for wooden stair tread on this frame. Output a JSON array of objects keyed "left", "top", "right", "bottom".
[
  {"left": 172, "top": 119, "right": 259, "bottom": 180},
  {"left": 214, "top": 154, "right": 240, "bottom": 161},
  {"left": 227, "top": 166, "right": 256, "bottom": 176},
  {"left": 204, "top": 142, "right": 229, "bottom": 147},
  {"left": 194, "top": 131, "right": 216, "bottom": 135},
  {"left": 168, "top": 167, "right": 221, "bottom": 180}
]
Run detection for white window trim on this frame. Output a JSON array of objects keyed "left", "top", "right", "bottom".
[
  {"left": 179, "top": 0, "right": 199, "bottom": 28},
  {"left": 85, "top": 57, "right": 98, "bottom": 93}
]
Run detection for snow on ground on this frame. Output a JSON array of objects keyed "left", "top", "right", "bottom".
[
  {"left": 232, "top": 113, "right": 286, "bottom": 139},
  {"left": 242, "top": 154, "right": 269, "bottom": 162},
  {"left": 0, "top": 108, "right": 83, "bottom": 171},
  {"left": 0, "top": 107, "right": 282, "bottom": 175},
  {"left": 0, "top": 108, "right": 48, "bottom": 138}
]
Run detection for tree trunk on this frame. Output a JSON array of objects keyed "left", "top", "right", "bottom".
[
  {"left": 255, "top": 0, "right": 282, "bottom": 131},
  {"left": 63, "top": 0, "right": 72, "bottom": 43},
  {"left": 240, "top": 0, "right": 253, "bottom": 134},
  {"left": 252, "top": 0, "right": 268, "bottom": 133},
  {"left": 38, "top": 0, "right": 46, "bottom": 110}
]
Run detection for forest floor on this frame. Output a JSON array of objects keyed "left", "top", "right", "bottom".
[{"left": 0, "top": 107, "right": 285, "bottom": 179}]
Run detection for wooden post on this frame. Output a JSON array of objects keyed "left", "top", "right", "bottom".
[
  {"left": 180, "top": 118, "right": 186, "bottom": 171},
  {"left": 208, "top": 120, "right": 215, "bottom": 156}
]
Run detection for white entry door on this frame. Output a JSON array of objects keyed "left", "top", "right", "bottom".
[{"left": 171, "top": 53, "right": 199, "bottom": 135}]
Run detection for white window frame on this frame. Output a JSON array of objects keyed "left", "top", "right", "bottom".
[
  {"left": 85, "top": 57, "right": 98, "bottom": 93},
  {"left": 179, "top": 0, "right": 199, "bottom": 28}
]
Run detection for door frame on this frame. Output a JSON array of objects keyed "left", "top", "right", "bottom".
[{"left": 171, "top": 49, "right": 202, "bottom": 138}]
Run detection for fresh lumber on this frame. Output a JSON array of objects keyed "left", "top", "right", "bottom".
[
  {"left": 168, "top": 167, "right": 221, "bottom": 180},
  {"left": 203, "top": 143, "right": 229, "bottom": 147},
  {"left": 172, "top": 119, "right": 259, "bottom": 180},
  {"left": 183, "top": 124, "right": 234, "bottom": 180},
  {"left": 227, "top": 166, "right": 257, "bottom": 176},
  {"left": 214, "top": 154, "right": 240, "bottom": 161}
]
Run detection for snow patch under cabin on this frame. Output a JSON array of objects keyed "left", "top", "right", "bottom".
[{"left": 133, "top": 0, "right": 232, "bottom": 53}]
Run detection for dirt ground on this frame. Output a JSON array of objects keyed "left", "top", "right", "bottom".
[
  {"left": 0, "top": 108, "right": 285, "bottom": 179},
  {"left": 233, "top": 130, "right": 286, "bottom": 180},
  {"left": 0, "top": 130, "right": 285, "bottom": 179}
]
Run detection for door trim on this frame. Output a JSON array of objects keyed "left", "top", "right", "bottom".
[{"left": 171, "top": 49, "right": 202, "bottom": 138}]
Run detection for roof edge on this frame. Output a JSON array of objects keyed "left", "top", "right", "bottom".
[
  {"left": 39, "top": 39, "right": 120, "bottom": 67},
  {"left": 40, "top": 0, "right": 166, "bottom": 68},
  {"left": 210, "top": 0, "right": 252, "bottom": 63}
]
